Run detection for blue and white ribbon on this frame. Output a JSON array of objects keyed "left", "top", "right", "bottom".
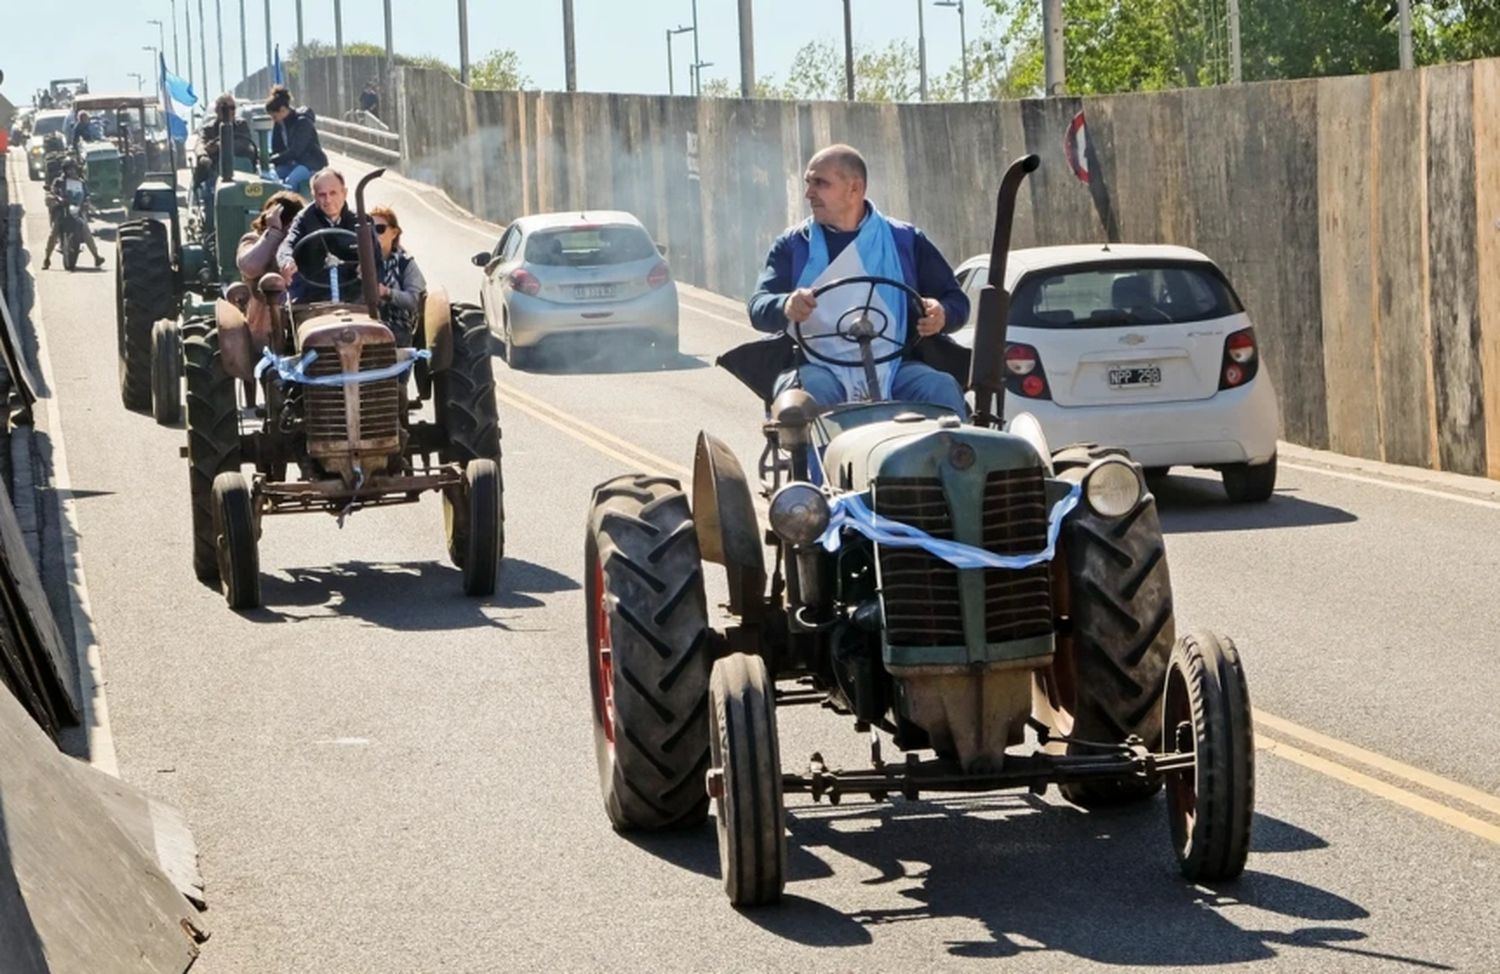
[
  {"left": 817, "top": 482, "right": 1081, "bottom": 571},
  {"left": 254, "top": 347, "right": 430, "bottom": 387}
]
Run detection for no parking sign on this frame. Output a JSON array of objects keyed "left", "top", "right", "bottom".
[{"left": 1065, "top": 110, "right": 1090, "bottom": 184}]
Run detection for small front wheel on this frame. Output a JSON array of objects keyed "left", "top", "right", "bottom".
[
  {"left": 212, "top": 472, "right": 261, "bottom": 610},
  {"left": 458, "top": 459, "right": 502, "bottom": 596},
  {"left": 1162, "top": 630, "right": 1254, "bottom": 882},
  {"left": 150, "top": 319, "right": 182, "bottom": 425},
  {"left": 710, "top": 652, "right": 786, "bottom": 907}
]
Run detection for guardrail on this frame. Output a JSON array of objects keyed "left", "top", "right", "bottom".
[{"left": 318, "top": 117, "right": 401, "bottom": 167}]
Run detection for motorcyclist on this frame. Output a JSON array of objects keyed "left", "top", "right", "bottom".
[
  {"left": 42, "top": 158, "right": 104, "bottom": 269},
  {"left": 275, "top": 167, "right": 371, "bottom": 304},
  {"left": 742, "top": 143, "right": 970, "bottom": 416},
  {"left": 265, "top": 85, "right": 327, "bottom": 198}
]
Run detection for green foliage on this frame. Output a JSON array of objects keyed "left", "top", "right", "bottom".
[
  {"left": 470, "top": 49, "right": 531, "bottom": 90},
  {"left": 289, "top": 39, "right": 529, "bottom": 89}
]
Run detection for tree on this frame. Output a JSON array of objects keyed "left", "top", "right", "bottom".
[{"left": 469, "top": 49, "right": 531, "bottom": 90}]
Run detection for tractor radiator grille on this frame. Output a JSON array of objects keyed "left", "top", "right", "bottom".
[
  {"left": 304, "top": 344, "right": 401, "bottom": 443},
  {"left": 874, "top": 469, "right": 1052, "bottom": 648}
]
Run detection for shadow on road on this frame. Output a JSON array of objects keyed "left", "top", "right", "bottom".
[
  {"left": 251, "top": 556, "right": 578, "bottom": 627},
  {"left": 628, "top": 795, "right": 1449, "bottom": 969},
  {"left": 501, "top": 332, "right": 709, "bottom": 376},
  {"left": 1152, "top": 474, "right": 1357, "bottom": 533}
]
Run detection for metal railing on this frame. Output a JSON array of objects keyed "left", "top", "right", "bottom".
[{"left": 318, "top": 117, "right": 401, "bottom": 167}]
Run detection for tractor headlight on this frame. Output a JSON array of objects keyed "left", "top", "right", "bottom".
[
  {"left": 769, "top": 482, "right": 830, "bottom": 546},
  {"left": 1083, "top": 459, "right": 1143, "bottom": 518}
]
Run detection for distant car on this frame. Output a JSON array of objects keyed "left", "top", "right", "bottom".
[
  {"left": 953, "top": 244, "right": 1281, "bottom": 502},
  {"left": 472, "top": 211, "right": 678, "bottom": 368},
  {"left": 25, "top": 110, "right": 69, "bottom": 181}
]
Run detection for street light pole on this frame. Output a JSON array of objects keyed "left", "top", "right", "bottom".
[
  {"left": 692, "top": 0, "right": 702, "bottom": 96},
  {"left": 917, "top": 1, "right": 927, "bottom": 102},
  {"left": 263, "top": 0, "right": 273, "bottom": 76},
  {"left": 1228, "top": 0, "right": 1242, "bottom": 82},
  {"left": 737, "top": 0, "right": 755, "bottom": 98},
  {"left": 148, "top": 19, "right": 166, "bottom": 57},
  {"left": 842, "top": 0, "right": 854, "bottom": 100},
  {"left": 170, "top": 0, "right": 180, "bottom": 74},
  {"left": 1042, "top": 0, "right": 1065, "bottom": 95},
  {"left": 335, "top": 0, "right": 347, "bottom": 111},
  {"left": 666, "top": 26, "right": 692, "bottom": 96},
  {"left": 142, "top": 45, "right": 160, "bottom": 94},
  {"left": 563, "top": 0, "right": 577, "bottom": 92},
  {"left": 238, "top": 1, "right": 248, "bottom": 82},
  {"left": 935, "top": 0, "right": 967, "bottom": 101},
  {"left": 197, "top": 0, "right": 208, "bottom": 95},
  {"left": 184, "top": 2, "right": 194, "bottom": 90},
  {"left": 215, "top": 0, "right": 225, "bottom": 94},
  {"left": 458, "top": 0, "right": 470, "bottom": 85},
  {"left": 1398, "top": 0, "right": 1414, "bottom": 69},
  {"left": 384, "top": 0, "right": 394, "bottom": 91},
  {"left": 129, "top": 72, "right": 145, "bottom": 92}
]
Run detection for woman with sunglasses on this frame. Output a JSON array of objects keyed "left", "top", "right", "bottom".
[
  {"left": 370, "top": 205, "right": 426, "bottom": 347},
  {"left": 236, "top": 190, "right": 307, "bottom": 408}
]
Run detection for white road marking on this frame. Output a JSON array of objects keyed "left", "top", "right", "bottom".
[
  {"left": 1280, "top": 459, "right": 1500, "bottom": 511},
  {"left": 9, "top": 152, "right": 120, "bottom": 776}
]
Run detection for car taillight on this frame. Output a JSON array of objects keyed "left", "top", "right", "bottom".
[
  {"left": 1005, "top": 343, "right": 1038, "bottom": 375},
  {"left": 1219, "top": 327, "right": 1259, "bottom": 389},
  {"left": 1004, "top": 343, "right": 1051, "bottom": 400},
  {"left": 647, "top": 261, "right": 670, "bottom": 289},
  {"left": 509, "top": 268, "right": 541, "bottom": 297}
]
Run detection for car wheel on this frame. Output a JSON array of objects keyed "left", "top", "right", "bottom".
[{"left": 1222, "top": 454, "right": 1277, "bottom": 503}]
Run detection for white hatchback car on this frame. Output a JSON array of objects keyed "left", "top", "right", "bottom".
[{"left": 953, "top": 244, "right": 1281, "bottom": 502}]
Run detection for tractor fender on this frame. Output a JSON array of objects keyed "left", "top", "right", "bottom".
[
  {"left": 1006, "top": 412, "right": 1055, "bottom": 475},
  {"left": 693, "top": 432, "right": 766, "bottom": 621},
  {"left": 422, "top": 287, "right": 453, "bottom": 371},
  {"left": 215, "top": 298, "right": 257, "bottom": 382}
]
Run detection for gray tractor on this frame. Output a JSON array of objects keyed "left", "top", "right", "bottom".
[{"left": 584, "top": 156, "right": 1253, "bottom": 906}]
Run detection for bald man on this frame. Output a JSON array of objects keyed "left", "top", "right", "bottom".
[{"left": 746, "top": 143, "right": 969, "bottom": 415}]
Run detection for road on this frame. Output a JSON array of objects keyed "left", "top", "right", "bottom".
[{"left": 9, "top": 149, "right": 1500, "bottom": 973}]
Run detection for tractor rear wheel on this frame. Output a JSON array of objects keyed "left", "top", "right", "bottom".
[
  {"left": 1163, "top": 630, "right": 1254, "bottom": 881},
  {"left": 151, "top": 319, "right": 182, "bottom": 426},
  {"left": 585, "top": 474, "right": 712, "bottom": 831},
  {"left": 710, "top": 651, "right": 786, "bottom": 907},
  {"left": 436, "top": 303, "right": 504, "bottom": 571},
  {"left": 116, "top": 219, "right": 174, "bottom": 412},
  {"left": 185, "top": 325, "right": 242, "bottom": 584},
  {"left": 212, "top": 472, "right": 261, "bottom": 610},
  {"left": 1038, "top": 444, "right": 1174, "bottom": 807}
]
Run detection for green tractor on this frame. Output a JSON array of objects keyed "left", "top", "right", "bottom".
[
  {"left": 73, "top": 94, "right": 175, "bottom": 209},
  {"left": 114, "top": 109, "right": 285, "bottom": 423},
  {"left": 584, "top": 155, "right": 1254, "bottom": 906}
]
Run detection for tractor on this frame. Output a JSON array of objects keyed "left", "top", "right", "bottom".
[
  {"left": 181, "top": 168, "right": 504, "bottom": 609},
  {"left": 584, "top": 155, "right": 1254, "bottom": 906},
  {"left": 114, "top": 103, "right": 285, "bottom": 423}
]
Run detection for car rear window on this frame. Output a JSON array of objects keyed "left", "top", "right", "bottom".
[
  {"left": 1010, "top": 261, "right": 1243, "bottom": 328},
  {"left": 525, "top": 226, "right": 656, "bottom": 267},
  {"left": 33, "top": 115, "right": 66, "bottom": 136}
]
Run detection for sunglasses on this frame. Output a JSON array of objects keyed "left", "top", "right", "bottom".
[{"left": 373, "top": 223, "right": 392, "bottom": 235}]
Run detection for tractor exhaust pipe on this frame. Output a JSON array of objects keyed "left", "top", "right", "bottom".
[
  {"left": 217, "top": 101, "right": 237, "bottom": 184},
  {"left": 968, "top": 154, "right": 1040, "bottom": 429},
  {"left": 355, "top": 168, "right": 386, "bottom": 320}
]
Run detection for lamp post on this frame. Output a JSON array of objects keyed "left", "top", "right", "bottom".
[
  {"left": 169, "top": 0, "right": 180, "bottom": 74},
  {"left": 129, "top": 72, "right": 145, "bottom": 92},
  {"left": 143, "top": 45, "right": 160, "bottom": 92},
  {"left": 842, "top": 0, "right": 854, "bottom": 100},
  {"left": 934, "top": 0, "right": 967, "bottom": 102},
  {"left": 666, "top": 25, "right": 693, "bottom": 96},
  {"left": 916, "top": 1, "right": 928, "bottom": 101},
  {"left": 690, "top": 0, "right": 702, "bottom": 96},
  {"left": 148, "top": 19, "right": 166, "bottom": 56}
]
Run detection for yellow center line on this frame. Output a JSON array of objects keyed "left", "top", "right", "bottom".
[{"left": 494, "top": 377, "right": 1499, "bottom": 845}]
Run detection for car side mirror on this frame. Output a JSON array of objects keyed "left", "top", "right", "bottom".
[
  {"left": 656, "top": 242, "right": 667, "bottom": 257},
  {"left": 471, "top": 251, "right": 490, "bottom": 268}
]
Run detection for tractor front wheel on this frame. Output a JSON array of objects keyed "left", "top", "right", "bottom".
[
  {"left": 151, "top": 319, "right": 182, "bottom": 426},
  {"left": 1162, "top": 629, "right": 1254, "bottom": 882},
  {"left": 212, "top": 472, "right": 261, "bottom": 610},
  {"left": 458, "top": 459, "right": 500, "bottom": 597},
  {"left": 710, "top": 652, "right": 786, "bottom": 907}
]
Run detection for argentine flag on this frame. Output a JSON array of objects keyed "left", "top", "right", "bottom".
[
  {"left": 274, "top": 45, "right": 284, "bottom": 85},
  {"left": 159, "top": 53, "right": 198, "bottom": 143}
]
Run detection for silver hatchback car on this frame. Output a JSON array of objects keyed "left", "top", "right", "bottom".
[{"left": 472, "top": 211, "right": 678, "bottom": 368}]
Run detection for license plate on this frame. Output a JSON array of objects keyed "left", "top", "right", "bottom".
[
  {"left": 574, "top": 284, "right": 617, "bottom": 300},
  {"left": 1108, "top": 364, "right": 1162, "bottom": 388}
]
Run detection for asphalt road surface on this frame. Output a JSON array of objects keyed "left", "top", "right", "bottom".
[{"left": 9, "top": 150, "right": 1499, "bottom": 973}]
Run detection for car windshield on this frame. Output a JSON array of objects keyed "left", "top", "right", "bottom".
[
  {"left": 525, "top": 225, "right": 656, "bottom": 267},
  {"left": 1010, "top": 261, "right": 1243, "bottom": 328},
  {"left": 33, "top": 114, "right": 66, "bottom": 136}
]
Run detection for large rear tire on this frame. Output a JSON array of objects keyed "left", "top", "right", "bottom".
[
  {"left": 116, "top": 219, "right": 174, "bottom": 411},
  {"left": 586, "top": 474, "right": 712, "bottom": 831},
  {"left": 1038, "top": 444, "right": 1174, "bottom": 807},
  {"left": 1163, "top": 630, "right": 1254, "bottom": 881},
  {"left": 436, "top": 303, "right": 504, "bottom": 571},
  {"left": 212, "top": 472, "right": 261, "bottom": 610},
  {"left": 710, "top": 652, "right": 786, "bottom": 907},
  {"left": 185, "top": 325, "right": 242, "bottom": 584},
  {"left": 151, "top": 319, "right": 182, "bottom": 426}
]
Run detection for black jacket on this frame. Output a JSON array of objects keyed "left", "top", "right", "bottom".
[
  {"left": 270, "top": 107, "right": 328, "bottom": 172},
  {"left": 199, "top": 117, "right": 259, "bottom": 169},
  {"left": 276, "top": 204, "right": 371, "bottom": 303}
]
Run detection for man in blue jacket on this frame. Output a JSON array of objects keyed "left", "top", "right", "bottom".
[{"left": 746, "top": 144, "right": 970, "bottom": 416}]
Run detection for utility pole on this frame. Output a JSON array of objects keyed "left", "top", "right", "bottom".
[
  {"left": 335, "top": 0, "right": 346, "bottom": 111},
  {"left": 384, "top": 0, "right": 394, "bottom": 90},
  {"left": 1398, "top": 0, "right": 1414, "bottom": 69},
  {"left": 458, "top": 0, "right": 470, "bottom": 84},
  {"left": 263, "top": 0, "right": 272, "bottom": 76},
  {"left": 936, "top": 1, "right": 968, "bottom": 101},
  {"left": 917, "top": 0, "right": 928, "bottom": 102},
  {"left": 1228, "top": 0, "right": 1242, "bottom": 83},
  {"left": 185, "top": 1, "right": 194, "bottom": 91},
  {"left": 170, "top": 0, "right": 180, "bottom": 75},
  {"left": 692, "top": 0, "right": 703, "bottom": 96},
  {"left": 215, "top": 0, "right": 225, "bottom": 93},
  {"left": 296, "top": 0, "right": 304, "bottom": 70},
  {"left": 842, "top": 0, "right": 854, "bottom": 100},
  {"left": 1042, "top": 0, "right": 1065, "bottom": 96},
  {"left": 666, "top": 25, "right": 692, "bottom": 95},
  {"left": 198, "top": 0, "right": 208, "bottom": 95},
  {"left": 563, "top": 0, "right": 577, "bottom": 92},
  {"left": 737, "top": 0, "right": 754, "bottom": 98},
  {"left": 239, "top": 1, "right": 248, "bottom": 82},
  {"left": 129, "top": 72, "right": 145, "bottom": 92}
]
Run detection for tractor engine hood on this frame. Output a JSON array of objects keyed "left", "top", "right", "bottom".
[{"left": 821, "top": 413, "right": 1046, "bottom": 494}]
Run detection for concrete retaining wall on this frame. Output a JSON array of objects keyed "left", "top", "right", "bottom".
[{"left": 245, "top": 56, "right": 1500, "bottom": 478}]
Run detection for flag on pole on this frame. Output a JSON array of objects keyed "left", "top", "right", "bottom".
[
  {"left": 274, "top": 45, "right": 284, "bottom": 86},
  {"left": 159, "top": 53, "right": 199, "bottom": 144}
]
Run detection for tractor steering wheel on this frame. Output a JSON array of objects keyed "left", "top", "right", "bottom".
[
  {"left": 291, "top": 226, "right": 364, "bottom": 295},
  {"left": 792, "top": 275, "right": 925, "bottom": 369}
]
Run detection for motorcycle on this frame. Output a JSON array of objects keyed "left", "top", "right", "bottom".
[{"left": 55, "top": 178, "right": 88, "bottom": 272}]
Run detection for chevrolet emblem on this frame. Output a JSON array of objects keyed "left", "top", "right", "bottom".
[{"left": 1120, "top": 333, "right": 1147, "bottom": 346}]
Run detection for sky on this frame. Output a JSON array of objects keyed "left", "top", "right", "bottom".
[{"left": 1, "top": 0, "right": 995, "bottom": 107}]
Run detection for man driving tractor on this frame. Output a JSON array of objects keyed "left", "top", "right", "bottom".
[
  {"left": 276, "top": 167, "right": 372, "bottom": 304},
  {"left": 747, "top": 143, "right": 970, "bottom": 416}
]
